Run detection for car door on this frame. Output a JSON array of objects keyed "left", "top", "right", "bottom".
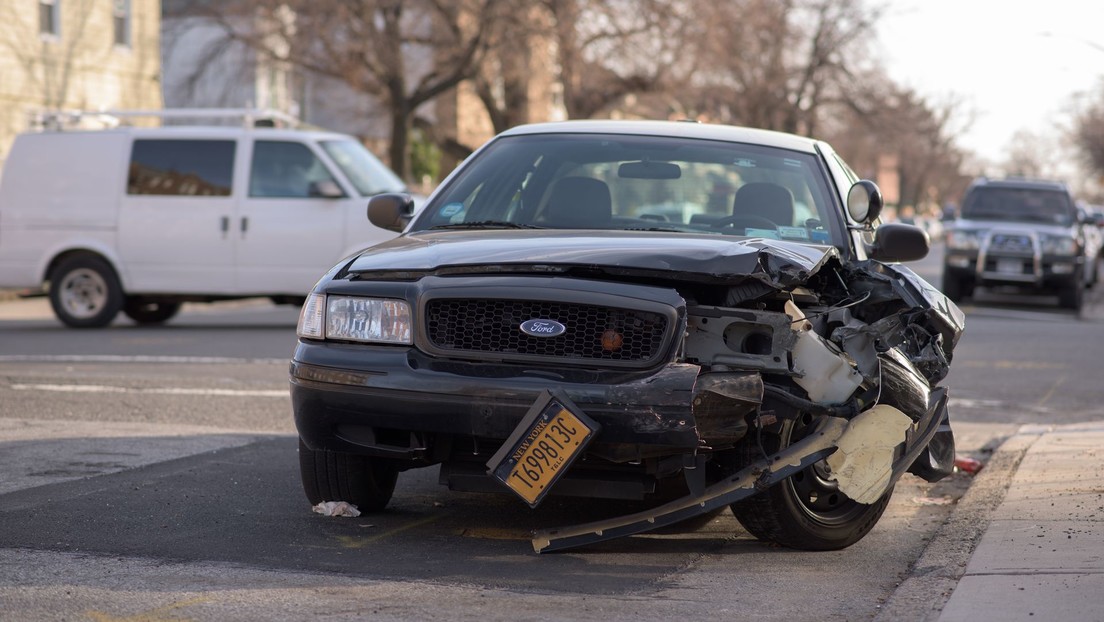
[
  {"left": 117, "top": 137, "right": 238, "bottom": 293},
  {"left": 235, "top": 139, "right": 347, "bottom": 295}
]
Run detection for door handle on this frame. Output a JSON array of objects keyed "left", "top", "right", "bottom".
[
  {"left": 240, "top": 217, "right": 249, "bottom": 236},
  {"left": 220, "top": 216, "right": 230, "bottom": 237}
]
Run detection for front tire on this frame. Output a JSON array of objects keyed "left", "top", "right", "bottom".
[
  {"left": 298, "top": 438, "right": 398, "bottom": 512},
  {"left": 729, "top": 412, "right": 893, "bottom": 550},
  {"left": 48, "top": 255, "right": 124, "bottom": 328},
  {"left": 941, "top": 270, "right": 969, "bottom": 303},
  {"left": 1058, "top": 278, "right": 1084, "bottom": 310}
]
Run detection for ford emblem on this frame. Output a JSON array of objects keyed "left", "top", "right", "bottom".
[{"left": 520, "top": 319, "right": 566, "bottom": 338}]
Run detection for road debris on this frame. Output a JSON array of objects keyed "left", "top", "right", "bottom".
[
  {"left": 312, "top": 501, "right": 361, "bottom": 517},
  {"left": 954, "top": 456, "right": 984, "bottom": 474}
]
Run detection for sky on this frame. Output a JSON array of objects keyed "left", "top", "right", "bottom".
[{"left": 876, "top": 0, "right": 1104, "bottom": 167}]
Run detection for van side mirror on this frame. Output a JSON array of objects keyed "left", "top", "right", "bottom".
[
  {"left": 868, "top": 222, "right": 930, "bottom": 262},
  {"left": 367, "top": 193, "right": 415, "bottom": 232},
  {"left": 309, "top": 180, "right": 345, "bottom": 198}
]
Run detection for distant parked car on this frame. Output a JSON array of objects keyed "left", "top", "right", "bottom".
[{"left": 942, "top": 177, "right": 1097, "bottom": 310}]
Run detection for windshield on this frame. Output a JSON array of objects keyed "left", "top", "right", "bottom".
[
  {"left": 320, "top": 139, "right": 406, "bottom": 196},
  {"left": 410, "top": 133, "right": 843, "bottom": 246},
  {"left": 961, "top": 187, "right": 1075, "bottom": 226}
]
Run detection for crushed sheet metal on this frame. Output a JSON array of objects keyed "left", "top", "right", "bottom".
[
  {"left": 825, "top": 405, "right": 913, "bottom": 503},
  {"left": 531, "top": 416, "right": 849, "bottom": 553}
]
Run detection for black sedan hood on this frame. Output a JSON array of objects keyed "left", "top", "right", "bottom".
[{"left": 346, "top": 230, "right": 841, "bottom": 288}]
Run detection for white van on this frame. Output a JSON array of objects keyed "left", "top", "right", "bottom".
[{"left": 0, "top": 109, "right": 417, "bottom": 327}]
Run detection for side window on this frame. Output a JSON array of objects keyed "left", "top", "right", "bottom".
[
  {"left": 127, "top": 140, "right": 235, "bottom": 196},
  {"left": 249, "top": 141, "right": 340, "bottom": 198}
]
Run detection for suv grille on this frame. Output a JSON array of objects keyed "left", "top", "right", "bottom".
[
  {"left": 424, "top": 298, "right": 669, "bottom": 364},
  {"left": 989, "top": 233, "right": 1033, "bottom": 254}
]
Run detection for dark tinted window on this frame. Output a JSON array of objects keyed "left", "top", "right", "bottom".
[
  {"left": 127, "top": 140, "right": 235, "bottom": 196},
  {"left": 961, "top": 187, "right": 1075, "bottom": 226}
]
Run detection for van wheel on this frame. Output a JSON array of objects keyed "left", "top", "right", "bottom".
[
  {"left": 48, "top": 255, "right": 123, "bottom": 328},
  {"left": 123, "top": 299, "right": 182, "bottom": 325},
  {"left": 298, "top": 438, "right": 397, "bottom": 512}
]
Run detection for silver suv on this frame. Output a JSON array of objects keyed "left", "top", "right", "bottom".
[{"left": 942, "top": 177, "right": 1098, "bottom": 310}]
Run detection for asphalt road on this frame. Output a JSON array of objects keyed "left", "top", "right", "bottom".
[{"left": 1, "top": 243, "right": 1101, "bottom": 620}]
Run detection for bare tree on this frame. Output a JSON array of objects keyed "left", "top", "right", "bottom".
[
  {"left": 1072, "top": 80, "right": 1104, "bottom": 183},
  {"left": 172, "top": 0, "right": 509, "bottom": 180},
  {"left": 828, "top": 78, "right": 973, "bottom": 213},
  {"left": 672, "top": 0, "right": 880, "bottom": 135}
]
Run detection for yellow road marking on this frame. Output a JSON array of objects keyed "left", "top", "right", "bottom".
[
  {"left": 957, "top": 360, "right": 1069, "bottom": 370},
  {"left": 86, "top": 596, "right": 210, "bottom": 622},
  {"left": 335, "top": 514, "right": 447, "bottom": 548},
  {"left": 458, "top": 527, "right": 529, "bottom": 540},
  {"left": 1036, "top": 375, "right": 1067, "bottom": 407}
]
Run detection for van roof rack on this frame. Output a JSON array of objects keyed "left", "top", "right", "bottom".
[{"left": 27, "top": 108, "right": 303, "bottom": 131}]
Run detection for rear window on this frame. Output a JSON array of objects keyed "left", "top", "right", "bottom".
[
  {"left": 127, "top": 139, "right": 235, "bottom": 196},
  {"left": 961, "top": 187, "right": 1075, "bottom": 226}
]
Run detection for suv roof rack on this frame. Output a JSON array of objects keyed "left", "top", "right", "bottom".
[{"left": 27, "top": 108, "right": 303, "bottom": 131}]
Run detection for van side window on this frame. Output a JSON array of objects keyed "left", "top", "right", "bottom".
[
  {"left": 250, "top": 141, "right": 340, "bottom": 198},
  {"left": 128, "top": 140, "right": 235, "bottom": 196}
]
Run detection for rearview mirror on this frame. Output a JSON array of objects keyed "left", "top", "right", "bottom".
[
  {"left": 618, "top": 160, "right": 682, "bottom": 180},
  {"left": 367, "top": 193, "right": 415, "bottom": 232}
]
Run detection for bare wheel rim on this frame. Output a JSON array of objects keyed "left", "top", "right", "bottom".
[
  {"left": 784, "top": 413, "right": 868, "bottom": 526},
  {"left": 59, "top": 268, "right": 109, "bottom": 319}
]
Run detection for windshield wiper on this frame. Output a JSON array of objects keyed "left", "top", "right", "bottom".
[
  {"left": 430, "top": 221, "right": 546, "bottom": 230},
  {"left": 621, "top": 226, "right": 693, "bottom": 233}
]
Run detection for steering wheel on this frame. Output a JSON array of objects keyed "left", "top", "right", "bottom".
[{"left": 711, "top": 214, "right": 779, "bottom": 230}]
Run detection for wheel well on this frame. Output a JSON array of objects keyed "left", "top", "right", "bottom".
[{"left": 46, "top": 250, "right": 120, "bottom": 284}]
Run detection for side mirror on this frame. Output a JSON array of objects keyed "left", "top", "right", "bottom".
[
  {"left": 847, "top": 180, "right": 884, "bottom": 224},
  {"left": 308, "top": 179, "right": 345, "bottom": 198},
  {"left": 868, "top": 222, "right": 930, "bottom": 262},
  {"left": 367, "top": 193, "right": 415, "bottom": 232}
]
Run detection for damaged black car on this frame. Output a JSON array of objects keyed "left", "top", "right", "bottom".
[{"left": 291, "top": 120, "right": 965, "bottom": 553}]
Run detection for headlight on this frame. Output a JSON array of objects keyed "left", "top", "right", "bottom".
[
  {"left": 945, "top": 230, "right": 980, "bottom": 250},
  {"left": 1040, "top": 235, "right": 1079, "bottom": 255},
  {"left": 296, "top": 293, "right": 412, "bottom": 344}
]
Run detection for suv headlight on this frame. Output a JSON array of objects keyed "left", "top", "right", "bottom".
[
  {"left": 1040, "top": 235, "right": 1079, "bottom": 256},
  {"left": 945, "top": 230, "right": 980, "bottom": 250},
  {"left": 297, "top": 293, "right": 413, "bottom": 344}
]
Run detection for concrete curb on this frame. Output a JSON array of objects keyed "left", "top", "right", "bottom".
[{"left": 874, "top": 430, "right": 1039, "bottom": 622}]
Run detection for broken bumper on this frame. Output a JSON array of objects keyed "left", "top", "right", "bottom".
[
  {"left": 291, "top": 343, "right": 760, "bottom": 462},
  {"left": 534, "top": 385, "right": 950, "bottom": 553}
]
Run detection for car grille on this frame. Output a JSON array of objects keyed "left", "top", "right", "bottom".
[
  {"left": 424, "top": 298, "right": 669, "bottom": 365},
  {"left": 988, "top": 233, "right": 1033, "bottom": 254}
]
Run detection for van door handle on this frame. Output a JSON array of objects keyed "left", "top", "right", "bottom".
[
  {"left": 220, "top": 216, "right": 230, "bottom": 237},
  {"left": 240, "top": 217, "right": 249, "bottom": 236}
]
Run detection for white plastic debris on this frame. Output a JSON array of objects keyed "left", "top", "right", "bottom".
[
  {"left": 785, "top": 301, "right": 864, "bottom": 405},
  {"left": 312, "top": 501, "right": 361, "bottom": 517},
  {"left": 826, "top": 404, "right": 913, "bottom": 503}
]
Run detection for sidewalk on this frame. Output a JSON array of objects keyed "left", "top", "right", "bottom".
[{"left": 880, "top": 421, "right": 1104, "bottom": 621}]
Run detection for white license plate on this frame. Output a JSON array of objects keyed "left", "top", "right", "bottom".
[{"left": 996, "top": 259, "right": 1022, "bottom": 274}]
